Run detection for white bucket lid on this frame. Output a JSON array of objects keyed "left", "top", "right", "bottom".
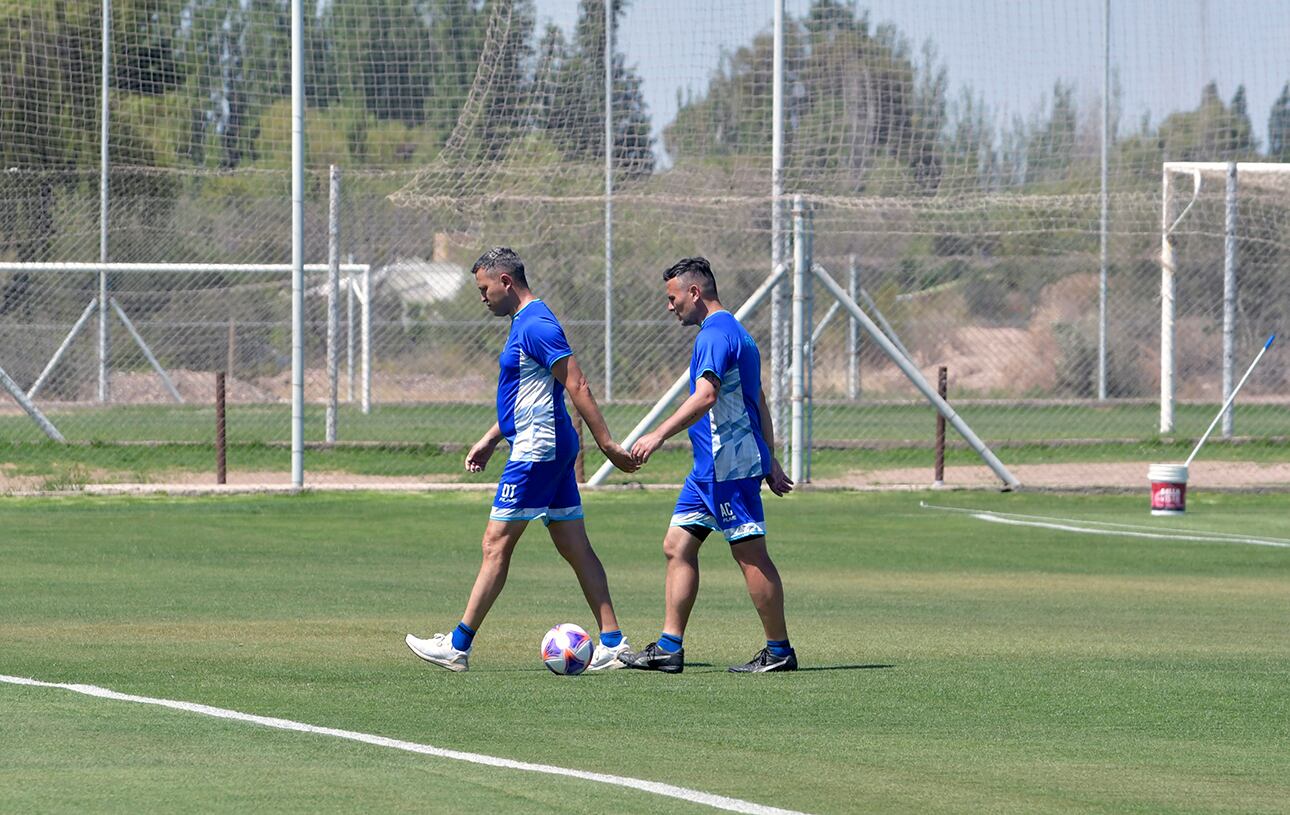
[{"left": 1148, "top": 463, "right": 1189, "bottom": 482}]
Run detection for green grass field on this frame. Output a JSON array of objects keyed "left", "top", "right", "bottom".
[
  {"left": 1, "top": 400, "right": 1287, "bottom": 485},
  {"left": 3, "top": 491, "right": 1288, "bottom": 813}
]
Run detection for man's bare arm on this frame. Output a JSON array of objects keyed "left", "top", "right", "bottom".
[
  {"left": 551, "top": 355, "right": 637, "bottom": 473},
  {"left": 631, "top": 373, "right": 719, "bottom": 464}
]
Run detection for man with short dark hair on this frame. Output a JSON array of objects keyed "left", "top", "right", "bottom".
[
  {"left": 405, "top": 247, "right": 638, "bottom": 672},
  {"left": 619, "top": 256, "right": 797, "bottom": 674}
]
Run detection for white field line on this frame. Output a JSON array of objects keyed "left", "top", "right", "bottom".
[
  {"left": 919, "top": 502, "right": 1290, "bottom": 549},
  {"left": 1, "top": 674, "right": 808, "bottom": 815}
]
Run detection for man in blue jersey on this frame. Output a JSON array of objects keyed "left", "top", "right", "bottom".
[
  {"left": 406, "top": 248, "right": 639, "bottom": 673},
  {"left": 619, "top": 257, "right": 796, "bottom": 674}
]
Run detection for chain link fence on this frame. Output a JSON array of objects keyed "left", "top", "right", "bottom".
[{"left": 0, "top": 0, "right": 1287, "bottom": 491}]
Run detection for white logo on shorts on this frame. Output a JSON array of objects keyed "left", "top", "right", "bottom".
[
  {"left": 500, "top": 483, "right": 518, "bottom": 503},
  {"left": 720, "top": 501, "right": 735, "bottom": 520}
]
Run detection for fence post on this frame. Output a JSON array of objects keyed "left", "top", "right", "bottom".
[
  {"left": 934, "top": 366, "right": 947, "bottom": 486},
  {"left": 790, "top": 196, "right": 809, "bottom": 484},
  {"left": 98, "top": 0, "right": 112, "bottom": 404},
  {"left": 603, "top": 0, "right": 614, "bottom": 402},
  {"left": 847, "top": 255, "right": 860, "bottom": 400},
  {"left": 216, "top": 371, "right": 227, "bottom": 485},
  {"left": 326, "top": 165, "right": 340, "bottom": 443}
]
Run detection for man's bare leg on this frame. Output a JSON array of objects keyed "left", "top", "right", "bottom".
[
  {"left": 547, "top": 518, "right": 619, "bottom": 632},
  {"left": 663, "top": 526, "right": 705, "bottom": 637},
  {"left": 729, "top": 535, "right": 788, "bottom": 641},
  {"left": 460, "top": 519, "right": 529, "bottom": 630}
]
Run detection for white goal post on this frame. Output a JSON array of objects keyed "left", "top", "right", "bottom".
[{"left": 1159, "top": 161, "right": 1290, "bottom": 434}]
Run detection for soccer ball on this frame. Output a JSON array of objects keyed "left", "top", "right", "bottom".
[{"left": 541, "top": 623, "right": 593, "bottom": 675}]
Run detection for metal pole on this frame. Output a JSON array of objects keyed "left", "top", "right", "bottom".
[
  {"left": 1222, "top": 160, "right": 1237, "bottom": 437},
  {"left": 99, "top": 0, "right": 112, "bottom": 403},
  {"left": 109, "top": 298, "right": 183, "bottom": 403},
  {"left": 790, "top": 196, "right": 807, "bottom": 483},
  {"left": 29, "top": 298, "right": 98, "bottom": 399},
  {"left": 1098, "top": 0, "right": 1109, "bottom": 401},
  {"left": 326, "top": 165, "right": 340, "bottom": 443},
  {"left": 847, "top": 254, "right": 860, "bottom": 400},
  {"left": 1160, "top": 169, "right": 1176, "bottom": 433},
  {"left": 934, "top": 366, "right": 947, "bottom": 486},
  {"left": 603, "top": 0, "right": 614, "bottom": 402},
  {"left": 0, "top": 364, "right": 66, "bottom": 442},
  {"left": 361, "top": 264, "right": 372, "bottom": 414},
  {"left": 586, "top": 263, "right": 788, "bottom": 486},
  {"left": 812, "top": 264, "right": 1020, "bottom": 488},
  {"left": 290, "top": 0, "right": 305, "bottom": 487},
  {"left": 804, "top": 205, "right": 814, "bottom": 484},
  {"left": 346, "top": 273, "right": 355, "bottom": 403},
  {"left": 216, "top": 371, "right": 227, "bottom": 485},
  {"left": 770, "top": 0, "right": 787, "bottom": 459}
]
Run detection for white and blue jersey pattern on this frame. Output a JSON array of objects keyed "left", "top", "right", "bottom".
[
  {"left": 490, "top": 299, "right": 583, "bottom": 525},
  {"left": 671, "top": 310, "right": 772, "bottom": 543}
]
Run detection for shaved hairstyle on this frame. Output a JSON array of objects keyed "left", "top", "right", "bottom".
[
  {"left": 662, "top": 256, "right": 719, "bottom": 299},
  {"left": 472, "top": 246, "right": 529, "bottom": 288}
]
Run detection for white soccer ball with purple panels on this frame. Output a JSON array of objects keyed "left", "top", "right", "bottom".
[{"left": 541, "top": 623, "right": 593, "bottom": 675}]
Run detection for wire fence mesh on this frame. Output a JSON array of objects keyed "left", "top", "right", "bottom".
[{"left": 0, "top": 0, "right": 1287, "bottom": 491}]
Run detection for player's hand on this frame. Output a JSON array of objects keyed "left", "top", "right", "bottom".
[
  {"left": 765, "top": 458, "right": 794, "bottom": 496},
  {"left": 631, "top": 432, "right": 664, "bottom": 465},
  {"left": 601, "top": 442, "right": 639, "bottom": 473},
  {"left": 465, "top": 437, "right": 498, "bottom": 473}
]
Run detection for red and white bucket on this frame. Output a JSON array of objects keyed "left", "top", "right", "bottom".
[{"left": 1148, "top": 463, "right": 1188, "bottom": 515}]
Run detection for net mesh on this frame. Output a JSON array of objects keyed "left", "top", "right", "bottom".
[{"left": 1, "top": 0, "right": 1288, "bottom": 490}]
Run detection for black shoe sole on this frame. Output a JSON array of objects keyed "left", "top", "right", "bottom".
[{"left": 625, "top": 660, "right": 683, "bottom": 674}]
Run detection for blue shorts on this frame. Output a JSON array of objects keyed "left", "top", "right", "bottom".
[
  {"left": 490, "top": 455, "right": 583, "bottom": 526},
  {"left": 670, "top": 475, "right": 766, "bottom": 543}
]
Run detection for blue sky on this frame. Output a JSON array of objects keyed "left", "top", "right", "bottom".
[{"left": 533, "top": 0, "right": 1290, "bottom": 160}]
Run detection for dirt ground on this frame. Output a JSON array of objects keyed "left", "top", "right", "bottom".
[
  {"left": 3, "top": 460, "right": 1289, "bottom": 495},
  {"left": 810, "top": 460, "right": 1290, "bottom": 490}
]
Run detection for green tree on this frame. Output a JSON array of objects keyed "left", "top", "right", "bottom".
[
  {"left": 546, "top": 0, "right": 653, "bottom": 178},
  {"left": 1269, "top": 83, "right": 1290, "bottom": 161}
]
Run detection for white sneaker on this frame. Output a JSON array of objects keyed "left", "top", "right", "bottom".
[
  {"left": 405, "top": 632, "right": 469, "bottom": 672},
  {"left": 587, "top": 638, "right": 631, "bottom": 671}
]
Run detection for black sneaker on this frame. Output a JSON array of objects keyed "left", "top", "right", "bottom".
[
  {"left": 728, "top": 647, "right": 797, "bottom": 673},
  {"left": 618, "top": 641, "right": 684, "bottom": 674}
]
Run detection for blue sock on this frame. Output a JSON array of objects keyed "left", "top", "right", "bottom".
[
  {"left": 767, "top": 639, "right": 792, "bottom": 657},
  {"left": 600, "top": 629, "right": 623, "bottom": 648},
  {"left": 452, "top": 622, "right": 476, "bottom": 651},
  {"left": 657, "top": 632, "right": 684, "bottom": 653}
]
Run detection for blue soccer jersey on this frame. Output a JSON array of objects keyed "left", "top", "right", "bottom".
[
  {"left": 687, "top": 310, "right": 771, "bottom": 482},
  {"left": 495, "top": 299, "right": 578, "bottom": 463}
]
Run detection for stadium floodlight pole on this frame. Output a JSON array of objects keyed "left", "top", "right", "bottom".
[
  {"left": 1222, "top": 161, "right": 1237, "bottom": 437},
  {"left": 812, "top": 264, "right": 1021, "bottom": 489},
  {"left": 99, "top": 0, "right": 111, "bottom": 404},
  {"left": 586, "top": 262, "right": 788, "bottom": 487},
  {"left": 770, "top": 0, "right": 787, "bottom": 459},
  {"left": 1097, "top": 0, "right": 1109, "bottom": 401},
  {"left": 0, "top": 364, "right": 66, "bottom": 443},
  {"left": 326, "top": 165, "right": 340, "bottom": 444},
  {"left": 603, "top": 0, "right": 614, "bottom": 402},
  {"left": 290, "top": 0, "right": 305, "bottom": 487}
]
